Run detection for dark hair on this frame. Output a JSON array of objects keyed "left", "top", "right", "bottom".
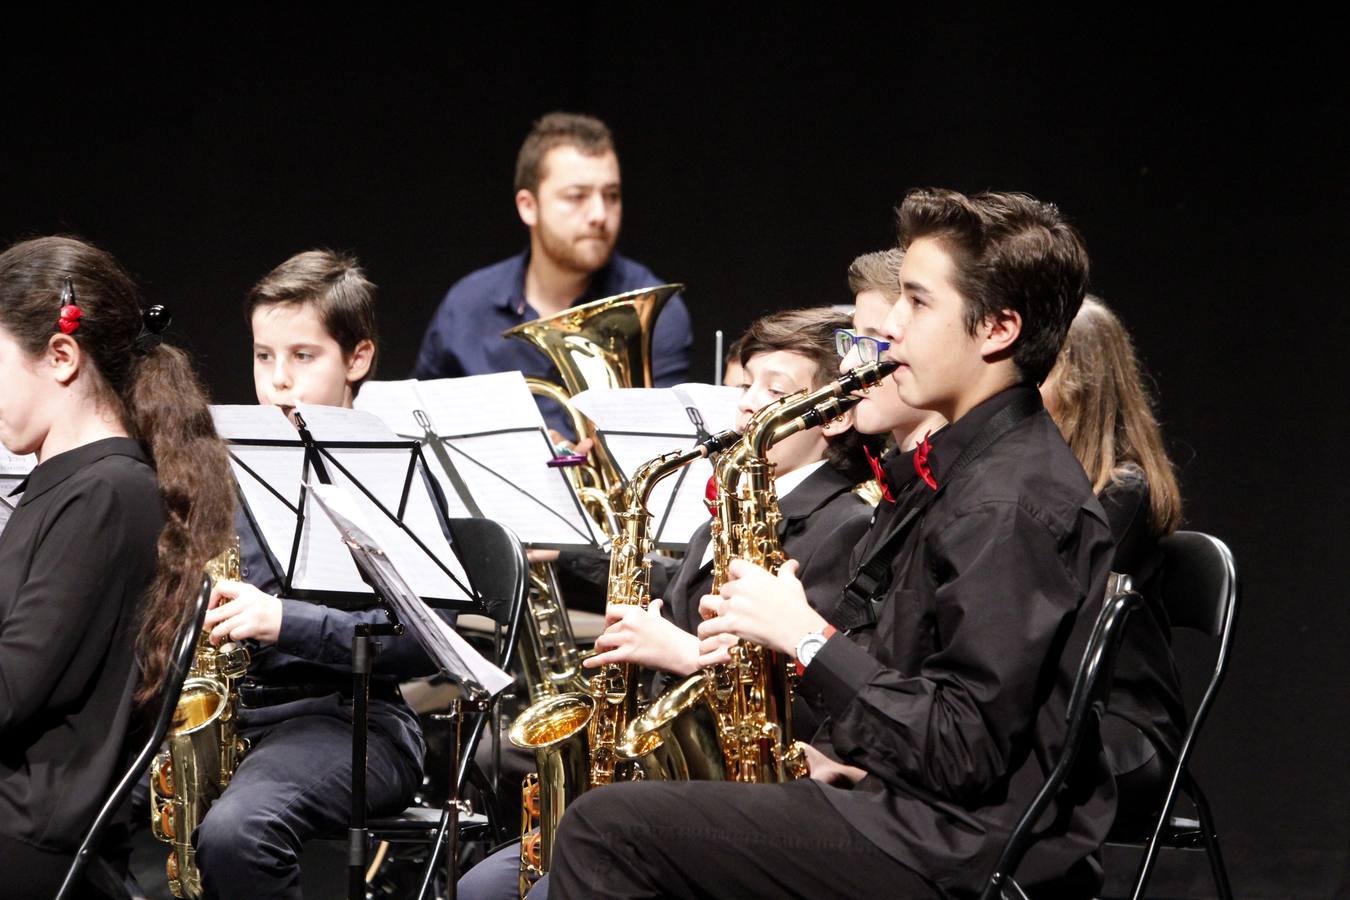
[
  {"left": 846, "top": 248, "right": 905, "bottom": 301},
  {"left": 0, "top": 236, "right": 235, "bottom": 710},
  {"left": 896, "top": 188, "right": 1090, "bottom": 384},
  {"left": 514, "top": 112, "right": 615, "bottom": 194},
  {"left": 1045, "top": 296, "right": 1182, "bottom": 534},
  {"left": 244, "top": 249, "right": 379, "bottom": 393},
  {"left": 737, "top": 307, "right": 870, "bottom": 482}
]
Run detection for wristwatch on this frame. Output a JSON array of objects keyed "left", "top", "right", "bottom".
[{"left": 794, "top": 624, "right": 837, "bottom": 674}]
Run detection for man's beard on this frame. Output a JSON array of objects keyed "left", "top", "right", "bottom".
[{"left": 536, "top": 220, "right": 616, "bottom": 276}]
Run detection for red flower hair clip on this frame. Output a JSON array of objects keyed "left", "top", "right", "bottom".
[
  {"left": 57, "top": 278, "right": 82, "bottom": 335},
  {"left": 913, "top": 431, "right": 937, "bottom": 491}
]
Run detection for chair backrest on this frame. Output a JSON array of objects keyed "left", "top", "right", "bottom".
[
  {"left": 56, "top": 574, "right": 214, "bottom": 900},
  {"left": 446, "top": 516, "right": 529, "bottom": 663},
  {"left": 443, "top": 517, "right": 529, "bottom": 795},
  {"left": 981, "top": 580, "right": 1143, "bottom": 900},
  {"left": 1158, "top": 530, "right": 1237, "bottom": 639}
]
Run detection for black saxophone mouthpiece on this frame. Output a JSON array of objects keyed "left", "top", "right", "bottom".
[{"left": 874, "top": 359, "right": 900, "bottom": 378}]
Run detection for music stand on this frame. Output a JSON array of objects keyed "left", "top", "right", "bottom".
[{"left": 308, "top": 483, "right": 511, "bottom": 900}]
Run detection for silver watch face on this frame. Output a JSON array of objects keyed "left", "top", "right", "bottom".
[{"left": 796, "top": 633, "right": 827, "bottom": 667}]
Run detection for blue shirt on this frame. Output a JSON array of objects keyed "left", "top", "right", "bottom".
[{"left": 412, "top": 248, "right": 694, "bottom": 435}]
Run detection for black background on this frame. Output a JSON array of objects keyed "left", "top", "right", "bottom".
[{"left": 4, "top": 8, "right": 1346, "bottom": 896}]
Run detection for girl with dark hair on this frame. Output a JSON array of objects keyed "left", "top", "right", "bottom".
[
  {"left": 0, "top": 236, "right": 235, "bottom": 897},
  {"left": 1041, "top": 295, "right": 1187, "bottom": 834}
]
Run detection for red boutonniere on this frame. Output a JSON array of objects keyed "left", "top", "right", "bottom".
[
  {"left": 913, "top": 431, "right": 937, "bottom": 490},
  {"left": 863, "top": 445, "right": 896, "bottom": 503},
  {"left": 58, "top": 304, "right": 82, "bottom": 335},
  {"left": 704, "top": 474, "right": 719, "bottom": 516}
]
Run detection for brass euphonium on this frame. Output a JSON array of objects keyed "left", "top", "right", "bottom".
[
  {"left": 149, "top": 539, "right": 251, "bottom": 900},
  {"left": 502, "top": 284, "right": 683, "bottom": 703},
  {"left": 509, "top": 428, "right": 738, "bottom": 895},
  {"left": 619, "top": 361, "right": 899, "bottom": 783}
]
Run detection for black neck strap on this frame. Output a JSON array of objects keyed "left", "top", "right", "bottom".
[{"left": 834, "top": 391, "right": 1041, "bottom": 631}]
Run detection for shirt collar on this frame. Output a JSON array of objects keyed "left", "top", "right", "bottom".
[
  {"left": 921, "top": 382, "right": 1043, "bottom": 486},
  {"left": 773, "top": 459, "right": 826, "bottom": 500},
  {"left": 496, "top": 247, "right": 620, "bottom": 316},
  {"left": 15, "top": 437, "right": 150, "bottom": 506}
]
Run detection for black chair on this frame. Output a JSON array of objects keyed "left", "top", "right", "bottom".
[
  {"left": 981, "top": 576, "right": 1143, "bottom": 900},
  {"left": 56, "top": 574, "right": 215, "bottom": 900},
  {"left": 361, "top": 516, "right": 530, "bottom": 900},
  {"left": 1110, "top": 530, "right": 1237, "bottom": 900}
]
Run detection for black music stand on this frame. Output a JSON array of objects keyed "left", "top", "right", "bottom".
[{"left": 309, "top": 484, "right": 511, "bottom": 900}]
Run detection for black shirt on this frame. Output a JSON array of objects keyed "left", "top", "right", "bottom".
[
  {"left": 0, "top": 438, "right": 163, "bottom": 852},
  {"left": 662, "top": 462, "right": 874, "bottom": 634},
  {"left": 797, "top": 384, "right": 1117, "bottom": 896},
  {"left": 1099, "top": 469, "right": 1186, "bottom": 767}
]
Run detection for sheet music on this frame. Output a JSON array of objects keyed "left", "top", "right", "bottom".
[
  {"left": 356, "top": 375, "right": 600, "bottom": 548},
  {"left": 0, "top": 451, "right": 36, "bottom": 536},
  {"left": 209, "top": 404, "right": 298, "bottom": 441},
  {"left": 309, "top": 483, "right": 512, "bottom": 696},
  {"left": 600, "top": 433, "right": 716, "bottom": 548},
  {"left": 573, "top": 384, "right": 740, "bottom": 548},
  {"left": 572, "top": 383, "right": 741, "bottom": 442},
  {"left": 349, "top": 380, "right": 425, "bottom": 438},
  {"left": 210, "top": 405, "right": 472, "bottom": 603}
]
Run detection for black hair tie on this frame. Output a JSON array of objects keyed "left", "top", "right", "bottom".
[{"left": 133, "top": 304, "right": 172, "bottom": 356}]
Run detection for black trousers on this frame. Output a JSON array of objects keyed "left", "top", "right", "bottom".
[
  {"left": 549, "top": 779, "right": 940, "bottom": 900},
  {"left": 193, "top": 712, "right": 421, "bottom": 900}
]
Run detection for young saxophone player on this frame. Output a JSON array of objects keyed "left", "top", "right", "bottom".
[
  {"left": 0, "top": 237, "right": 234, "bottom": 899},
  {"left": 548, "top": 189, "right": 1118, "bottom": 899},
  {"left": 839, "top": 249, "right": 946, "bottom": 456},
  {"left": 457, "top": 306, "right": 875, "bottom": 900},
  {"left": 196, "top": 251, "right": 450, "bottom": 900}
]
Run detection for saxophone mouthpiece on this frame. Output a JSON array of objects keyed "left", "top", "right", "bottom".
[
  {"left": 836, "top": 359, "right": 900, "bottom": 396},
  {"left": 699, "top": 428, "right": 742, "bottom": 455}
]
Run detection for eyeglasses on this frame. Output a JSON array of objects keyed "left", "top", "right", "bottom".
[{"left": 834, "top": 328, "right": 890, "bottom": 364}]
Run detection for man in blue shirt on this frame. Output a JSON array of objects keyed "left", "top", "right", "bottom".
[{"left": 412, "top": 112, "right": 693, "bottom": 436}]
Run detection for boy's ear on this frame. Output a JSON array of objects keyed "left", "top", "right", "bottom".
[
  {"left": 820, "top": 405, "right": 855, "bottom": 438},
  {"left": 516, "top": 189, "right": 539, "bottom": 228},
  {"left": 980, "top": 308, "right": 1022, "bottom": 360},
  {"left": 345, "top": 339, "right": 375, "bottom": 385}
]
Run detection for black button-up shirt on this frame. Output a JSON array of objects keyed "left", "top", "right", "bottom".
[
  {"left": 0, "top": 438, "right": 163, "bottom": 851},
  {"left": 798, "top": 384, "right": 1117, "bottom": 896}
]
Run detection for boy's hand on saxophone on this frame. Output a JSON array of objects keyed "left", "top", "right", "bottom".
[
  {"left": 696, "top": 558, "right": 827, "bottom": 656},
  {"left": 205, "top": 580, "right": 283, "bottom": 646}
]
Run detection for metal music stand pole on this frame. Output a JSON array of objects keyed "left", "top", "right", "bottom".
[{"left": 348, "top": 607, "right": 403, "bottom": 900}]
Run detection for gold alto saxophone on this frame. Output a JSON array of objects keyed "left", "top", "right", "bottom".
[
  {"left": 620, "top": 361, "right": 898, "bottom": 783},
  {"left": 509, "top": 429, "right": 738, "bottom": 895},
  {"left": 149, "top": 540, "right": 251, "bottom": 900}
]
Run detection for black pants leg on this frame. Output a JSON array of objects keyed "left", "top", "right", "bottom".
[
  {"left": 193, "top": 713, "right": 421, "bottom": 900},
  {"left": 549, "top": 779, "right": 939, "bottom": 900}
]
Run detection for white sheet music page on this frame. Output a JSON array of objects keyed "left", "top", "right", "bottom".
[
  {"left": 351, "top": 380, "right": 426, "bottom": 438},
  {"left": 308, "top": 483, "right": 513, "bottom": 696},
  {"left": 293, "top": 404, "right": 472, "bottom": 602},
  {"left": 573, "top": 383, "right": 741, "bottom": 461},
  {"left": 600, "top": 432, "right": 716, "bottom": 548},
  {"left": 572, "top": 384, "right": 740, "bottom": 548},
  {"left": 211, "top": 405, "right": 367, "bottom": 595},
  {"left": 0, "top": 450, "right": 36, "bottom": 536},
  {"left": 360, "top": 374, "right": 600, "bottom": 548}
]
